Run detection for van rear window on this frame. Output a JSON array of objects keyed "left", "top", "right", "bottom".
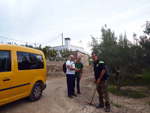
[
  {"left": 0, "top": 51, "right": 11, "bottom": 72},
  {"left": 17, "top": 51, "right": 44, "bottom": 70}
]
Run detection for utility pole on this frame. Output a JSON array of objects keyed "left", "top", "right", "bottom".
[{"left": 62, "top": 33, "right": 63, "bottom": 46}]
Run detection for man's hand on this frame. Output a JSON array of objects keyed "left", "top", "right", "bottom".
[
  {"left": 77, "top": 69, "right": 80, "bottom": 72},
  {"left": 75, "top": 69, "right": 78, "bottom": 72},
  {"left": 96, "top": 78, "right": 101, "bottom": 85},
  {"left": 75, "top": 68, "right": 77, "bottom": 71},
  {"left": 75, "top": 68, "right": 80, "bottom": 72},
  {"left": 68, "top": 65, "right": 78, "bottom": 70}
]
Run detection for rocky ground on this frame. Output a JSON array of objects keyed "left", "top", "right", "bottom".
[{"left": 0, "top": 75, "right": 150, "bottom": 113}]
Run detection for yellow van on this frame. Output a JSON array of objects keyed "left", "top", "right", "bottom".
[{"left": 0, "top": 44, "right": 47, "bottom": 106}]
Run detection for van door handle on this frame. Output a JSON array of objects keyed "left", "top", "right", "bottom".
[{"left": 3, "top": 79, "right": 10, "bottom": 81}]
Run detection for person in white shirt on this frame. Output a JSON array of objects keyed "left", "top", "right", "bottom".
[{"left": 66, "top": 55, "right": 79, "bottom": 98}]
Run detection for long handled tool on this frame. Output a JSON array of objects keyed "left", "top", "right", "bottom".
[{"left": 85, "top": 86, "right": 97, "bottom": 105}]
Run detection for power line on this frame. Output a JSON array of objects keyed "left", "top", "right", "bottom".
[
  {"left": 0, "top": 28, "right": 13, "bottom": 39},
  {"left": 0, "top": 28, "right": 63, "bottom": 45},
  {"left": 41, "top": 34, "right": 62, "bottom": 45},
  {"left": 0, "top": 35, "right": 27, "bottom": 43},
  {"left": 0, "top": 34, "right": 62, "bottom": 45},
  {"left": 0, "top": 35, "right": 39, "bottom": 45},
  {"left": 0, "top": 29, "right": 38, "bottom": 44}
]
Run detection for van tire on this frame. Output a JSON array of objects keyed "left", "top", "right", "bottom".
[{"left": 28, "top": 82, "right": 43, "bottom": 102}]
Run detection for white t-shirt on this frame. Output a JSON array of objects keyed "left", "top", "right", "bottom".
[{"left": 66, "top": 60, "right": 75, "bottom": 75}]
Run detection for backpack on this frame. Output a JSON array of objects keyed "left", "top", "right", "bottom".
[
  {"left": 99, "top": 61, "right": 111, "bottom": 77},
  {"left": 63, "top": 62, "right": 67, "bottom": 73},
  {"left": 104, "top": 64, "right": 111, "bottom": 77},
  {"left": 63, "top": 60, "right": 72, "bottom": 73}
]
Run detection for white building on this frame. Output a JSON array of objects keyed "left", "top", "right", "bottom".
[
  {"left": 51, "top": 38, "right": 85, "bottom": 53},
  {"left": 50, "top": 38, "right": 89, "bottom": 65}
]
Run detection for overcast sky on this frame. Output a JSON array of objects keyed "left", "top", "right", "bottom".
[{"left": 0, "top": 0, "right": 150, "bottom": 53}]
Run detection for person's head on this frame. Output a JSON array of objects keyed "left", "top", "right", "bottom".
[
  {"left": 69, "top": 55, "right": 74, "bottom": 61},
  {"left": 77, "top": 56, "right": 81, "bottom": 62},
  {"left": 91, "top": 52, "right": 98, "bottom": 61}
]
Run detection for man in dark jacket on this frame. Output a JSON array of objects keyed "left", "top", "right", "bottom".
[{"left": 92, "top": 53, "right": 110, "bottom": 112}]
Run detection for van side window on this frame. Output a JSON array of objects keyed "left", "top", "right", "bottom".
[
  {"left": 0, "top": 51, "right": 11, "bottom": 72},
  {"left": 17, "top": 52, "right": 44, "bottom": 70}
]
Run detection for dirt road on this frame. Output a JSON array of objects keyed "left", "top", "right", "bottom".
[{"left": 0, "top": 75, "right": 150, "bottom": 113}]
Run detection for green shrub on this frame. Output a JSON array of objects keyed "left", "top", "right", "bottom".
[
  {"left": 108, "top": 86, "right": 147, "bottom": 99},
  {"left": 108, "top": 86, "right": 128, "bottom": 96},
  {"left": 122, "top": 80, "right": 137, "bottom": 86},
  {"left": 108, "top": 71, "right": 150, "bottom": 87},
  {"left": 140, "top": 72, "right": 150, "bottom": 85},
  {"left": 129, "top": 91, "right": 147, "bottom": 99},
  {"left": 142, "top": 68, "right": 150, "bottom": 73}
]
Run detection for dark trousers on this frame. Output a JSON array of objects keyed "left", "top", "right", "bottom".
[
  {"left": 75, "top": 75, "right": 80, "bottom": 92},
  {"left": 66, "top": 74, "right": 75, "bottom": 95}
]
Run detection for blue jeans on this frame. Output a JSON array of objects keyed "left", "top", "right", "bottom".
[{"left": 66, "top": 74, "right": 75, "bottom": 95}]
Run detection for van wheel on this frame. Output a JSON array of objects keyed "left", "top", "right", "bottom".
[{"left": 28, "top": 82, "right": 43, "bottom": 101}]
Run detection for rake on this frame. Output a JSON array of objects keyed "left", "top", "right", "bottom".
[{"left": 85, "top": 86, "right": 97, "bottom": 106}]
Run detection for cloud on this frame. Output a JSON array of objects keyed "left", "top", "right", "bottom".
[
  {"left": 110, "top": 4, "right": 150, "bottom": 22},
  {"left": 0, "top": 0, "right": 150, "bottom": 53}
]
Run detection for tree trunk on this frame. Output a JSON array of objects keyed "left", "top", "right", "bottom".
[{"left": 115, "top": 69, "right": 122, "bottom": 91}]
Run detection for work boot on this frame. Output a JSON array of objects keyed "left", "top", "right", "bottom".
[
  {"left": 105, "top": 106, "right": 110, "bottom": 112},
  {"left": 96, "top": 104, "right": 104, "bottom": 108},
  {"left": 72, "top": 93, "right": 77, "bottom": 97},
  {"left": 68, "top": 95, "right": 73, "bottom": 98}
]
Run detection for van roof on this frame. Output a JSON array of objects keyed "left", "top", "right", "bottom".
[{"left": 0, "top": 44, "right": 43, "bottom": 54}]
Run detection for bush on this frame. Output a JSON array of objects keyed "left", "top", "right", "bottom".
[
  {"left": 108, "top": 86, "right": 147, "bottom": 99},
  {"left": 140, "top": 72, "right": 150, "bottom": 85},
  {"left": 108, "top": 71, "right": 150, "bottom": 88},
  {"left": 108, "top": 86, "right": 128, "bottom": 96},
  {"left": 129, "top": 91, "right": 147, "bottom": 99}
]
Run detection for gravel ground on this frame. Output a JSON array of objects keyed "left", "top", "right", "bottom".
[{"left": 0, "top": 75, "right": 150, "bottom": 113}]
